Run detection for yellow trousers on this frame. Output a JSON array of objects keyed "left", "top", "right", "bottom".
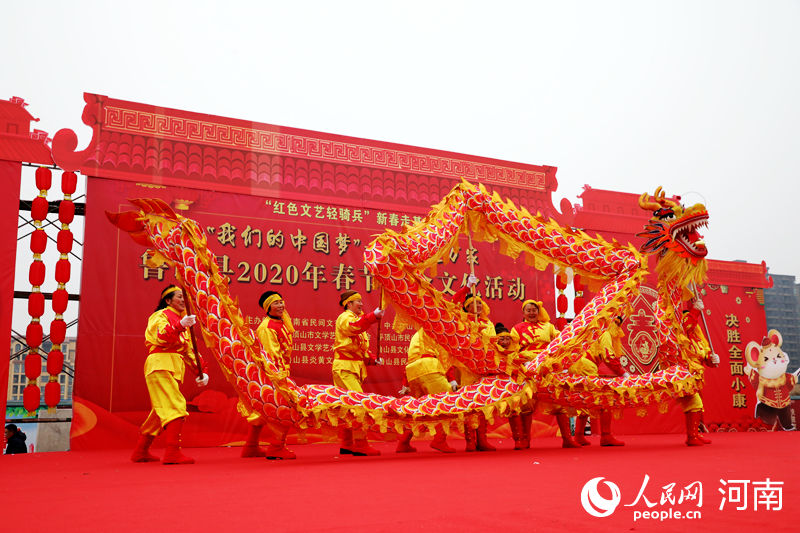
[
  {"left": 569, "top": 358, "right": 598, "bottom": 377},
  {"left": 140, "top": 370, "right": 188, "bottom": 436},
  {"left": 237, "top": 399, "right": 266, "bottom": 426},
  {"left": 333, "top": 369, "right": 367, "bottom": 441},
  {"left": 333, "top": 369, "right": 364, "bottom": 392},
  {"left": 568, "top": 358, "right": 599, "bottom": 415},
  {"left": 676, "top": 393, "right": 703, "bottom": 413},
  {"left": 409, "top": 372, "right": 451, "bottom": 396},
  {"left": 407, "top": 373, "right": 450, "bottom": 443}
]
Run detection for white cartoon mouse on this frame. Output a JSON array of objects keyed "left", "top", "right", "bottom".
[{"left": 744, "top": 329, "right": 799, "bottom": 430}]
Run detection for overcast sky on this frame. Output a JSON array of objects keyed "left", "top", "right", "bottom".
[{"left": 4, "top": 0, "right": 799, "bottom": 303}]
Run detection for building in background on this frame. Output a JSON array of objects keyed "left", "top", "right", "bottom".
[
  {"left": 764, "top": 273, "right": 800, "bottom": 373},
  {"left": 6, "top": 337, "right": 75, "bottom": 452},
  {"left": 7, "top": 337, "right": 75, "bottom": 406}
]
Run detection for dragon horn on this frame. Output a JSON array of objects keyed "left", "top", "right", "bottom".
[
  {"left": 638, "top": 192, "right": 662, "bottom": 211},
  {"left": 129, "top": 198, "right": 178, "bottom": 219},
  {"left": 105, "top": 210, "right": 153, "bottom": 247},
  {"left": 105, "top": 210, "right": 144, "bottom": 233},
  {"left": 654, "top": 187, "right": 679, "bottom": 208}
]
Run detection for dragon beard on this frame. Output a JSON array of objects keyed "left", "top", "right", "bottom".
[{"left": 655, "top": 249, "right": 708, "bottom": 295}]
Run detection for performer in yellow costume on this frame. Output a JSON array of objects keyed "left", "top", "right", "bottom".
[
  {"left": 131, "top": 285, "right": 209, "bottom": 465},
  {"left": 569, "top": 316, "right": 630, "bottom": 447},
  {"left": 332, "top": 290, "right": 384, "bottom": 456},
  {"left": 396, "top": 328, "right": 458, "bottom": 454},
  {"left": 238, "top": 291, "right": 296, "bottom": 460},
  {"left": 494, "top": 322, "right": 530, "bottom": 450},
  {"left": 454, "top": 275, "right": 497, "bottom": 452},
  {"left": 676, "top": 298, "right": 719, "bottom": 446},
  {"left": 510, "top": 300, "right": 563, "bottom": 448},
  {"left": 494, "top": 323, "right": 519, "bottom": 357}
]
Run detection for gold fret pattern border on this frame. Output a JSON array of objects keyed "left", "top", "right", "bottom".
[{"left": 103, "top": 106, "right": 546, "bottom": 189}]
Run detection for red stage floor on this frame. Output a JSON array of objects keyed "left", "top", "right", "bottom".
[{"left": 1, "top": 432, "right": 796, "bottom": 532}]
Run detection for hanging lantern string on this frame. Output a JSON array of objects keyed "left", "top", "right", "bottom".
[
  {"left": 45, "top": 170, "right": 78, "bottom": 409},
  {"left": 17, "top": 193, "right": 83, "bottom": 260},
  {"left": 23, "top": 166, "right": 53, "bottom": 413}
]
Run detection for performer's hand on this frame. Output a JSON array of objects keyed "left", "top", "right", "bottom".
[
  {"left": 467, "top": 274, "right": 479, "bottom": 287},
  {"left": 180, "top": 314, "right": 197, "bottom": 328},
  {"left": 449, "top": 380, "right": 459, "bottom": 391},
  {"left": 195, "top": 373, "right": 209, "bottom": 387},
  {"left": 398, "top": 385, "right": 411, "bottom": 396},
  {"left": 693, "top": 299, "right": 704, "bottom": 311},
  {"left": 375, "top": 357, "right": 384, "bottom": 365},
  {"left": 373, "top": 307, "right": 385, "bottom": 319},
  {"left": 710, "top": 353, "right": 720, "bottom": 365}
]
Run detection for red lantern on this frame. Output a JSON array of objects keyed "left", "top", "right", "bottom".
[
  {"left": 26, "top": 322, "right": 43, "bottom": 349},
  {"left": 28, "top": 291, "right": 45, "bottom": 318},
  {"left": 30, "top": 229, "right": 47, "bottom": 254},
  {"left": 555, "top": 274, "right": 568, "bottom": 291},
  {"left": 59, "top": 200, "right": 75, "bottom": 224},
  {"left": 50, "top": 319, "right": 67, "bottom": 345},
  {"left": 47, "top": 349, "right": 64, "bottom": 375},
  {"left": 29, "top": 261, "right": 46, "bottom": 286},
  {"left": 25, "top": 351, "right": 42, "bottom": 380},
  {"left": 555, "top": 317, "right": 568, "bottom": 330},
  {"left": 573, "top": 275, "right": 581, "bottom": 288},
  {"left": 55, "top": 258, "right": 71, "bottom": 283},
  {"left": 31, "top": 196, "right": 49, "bottom": 220},
  {"left": 45, "top": 381, "right": 61, "bottom": 408},
  {"left": 557, "top": 293, "right": 569, "bottom": 314},
  {"left": 52, "top": 288, "right": 69, "bottom": 314},
  {"left": 35, "top": 166, "right": 52, "bottom": 190},
  {"left": 23, "top": 384, "right": 41, "bottom": 412},
  {"left": 61, "top": 171, "right": 78, "bottom": 194},
  {"left": 574, "top": 296, "right": 586, "bottom": 313},
  {"left": 57, "top": 229, "right": 73, "bottom": 253}
]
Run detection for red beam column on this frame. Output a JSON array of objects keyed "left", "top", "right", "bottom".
[{"left": 0, "top": 160, "right": 22, "bottom": 419}]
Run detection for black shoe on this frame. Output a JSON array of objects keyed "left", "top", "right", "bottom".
[{"left": 339, "top": 447, "right": 367, "bottom": 456}]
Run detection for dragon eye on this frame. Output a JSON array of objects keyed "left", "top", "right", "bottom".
[{"left": 654, "top": 208, "right": 675, "bottom": 220}]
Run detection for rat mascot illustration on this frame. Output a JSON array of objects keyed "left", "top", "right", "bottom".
[{"left": 745, "top": 329, "right": 798, "bottom": 430}]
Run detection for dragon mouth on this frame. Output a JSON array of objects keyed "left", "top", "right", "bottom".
[{"left": 670, "top": 212, "right": 708, "bottom": 257}]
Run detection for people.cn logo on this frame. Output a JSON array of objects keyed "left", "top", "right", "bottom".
[{"left": 580, "top": 477, "right": 622, "bottom": 517}]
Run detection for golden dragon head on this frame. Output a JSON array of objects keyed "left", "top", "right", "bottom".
[
  {"left": 637, "top": 187, "right": 709, "bottom": 289},
  {"left": 637, "top": 187, "right": 709, "bottom": 263}
]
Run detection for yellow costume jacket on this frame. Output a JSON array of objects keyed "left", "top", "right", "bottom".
[
  {"left": 333, "top": 309, "right": 378, "bottom": 382},
  {"left": 144, "top": 307, "right": 197, "bottom": 382},
  {"left": 513, "top": 320, "right": 559, "bottom": 355},
  {"left": 256, "top": 316, "right": 293, "bottom": 370}
]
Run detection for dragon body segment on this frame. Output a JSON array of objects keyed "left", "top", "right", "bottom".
[{"left": 108, "top": 181, "right": 711, "bottom": 437}]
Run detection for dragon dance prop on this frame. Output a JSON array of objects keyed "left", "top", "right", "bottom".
[{"left": 107, "top": 180, "right": 710, "bottom": 438}]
